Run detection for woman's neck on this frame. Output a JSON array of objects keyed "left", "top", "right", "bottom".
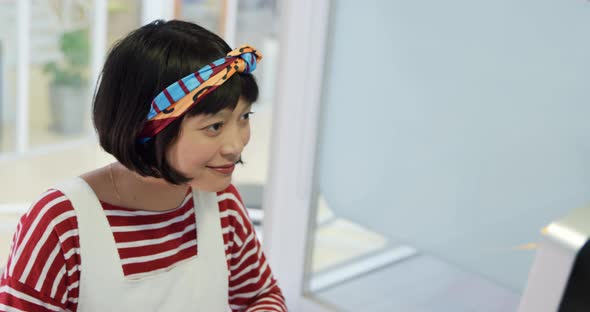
[{"left": 109, "top": 162, "right": 190, "bottom": 212}]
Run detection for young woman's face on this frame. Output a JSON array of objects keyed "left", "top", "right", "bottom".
[{"left": 166, "top": 97, "right": 252, "bottom": 192}]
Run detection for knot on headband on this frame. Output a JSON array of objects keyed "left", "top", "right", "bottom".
[{"left": 138, "top": 45, "right": 262, "bottom": 143}]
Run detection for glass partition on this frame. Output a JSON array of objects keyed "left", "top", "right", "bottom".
[{"left": 302, "top": 1, "right": 590, "bottom": 311}]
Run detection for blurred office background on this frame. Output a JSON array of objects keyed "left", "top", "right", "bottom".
[
  {"left": 0, "top": 0, "right": 280, "bottom": 287},
  {"left": 1, "top": 1, "right": 590, "bottom": 311}
]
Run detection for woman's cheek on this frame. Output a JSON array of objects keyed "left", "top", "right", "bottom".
[{"left": 242, "top": 127, "right": 251, "bottom": 146}]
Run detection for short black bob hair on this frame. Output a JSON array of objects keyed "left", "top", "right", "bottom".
[{"left": 93, "top": 20, "right": 259, "bottom": 185}]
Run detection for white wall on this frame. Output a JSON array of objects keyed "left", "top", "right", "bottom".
[{"left": 317, "top": 0, "right": 590, "bottom": 291}]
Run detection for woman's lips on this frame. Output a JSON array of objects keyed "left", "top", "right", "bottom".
[{"left": 207, "top": 164, "right": 235, "bottom": 175}]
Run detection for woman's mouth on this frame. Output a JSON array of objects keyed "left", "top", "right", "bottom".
[{"left": 206, "top": 164, "right": 236, "bottom": 175}]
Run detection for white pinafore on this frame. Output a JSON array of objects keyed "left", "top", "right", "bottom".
[{"left": 55, "top": 177, "right": 229, "bottom": 311}]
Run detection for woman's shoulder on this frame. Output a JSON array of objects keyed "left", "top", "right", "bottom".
[
  {"left": 2, "top": 189, "right": 80, "bottom": 311},
  {"left": 8, "top": 189, "right": 80, "bottom": 273},
  {"left": 216, "top": 184, "right": 246, "bottom": 211},
  {"left": 215, "top": 184, "right": 256, "bottom": 230},
  {"left": 19, "top": 189, "right": 78, "bottom": 234},
  {"left": 25, "top": 189, "right": 75, "bottom": 220}
]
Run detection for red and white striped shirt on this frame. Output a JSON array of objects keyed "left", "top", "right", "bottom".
[{"left": 0, "top": 184, "right": 286, "bottom": 312}]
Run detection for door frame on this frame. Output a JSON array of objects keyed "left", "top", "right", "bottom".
[{"left": 261, "top": 0, "right": 333, "bottom": 311}]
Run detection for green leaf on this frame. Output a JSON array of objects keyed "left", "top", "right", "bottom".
[{"left": 44, "top": 28, "right": 90, "bottom": 86}]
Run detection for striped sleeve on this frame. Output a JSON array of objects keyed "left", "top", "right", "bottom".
[
  {"left": 217, "top": 185, "right": 287, "bottom": 312},
  {"left": 0, "top": 190, "right": 81, "bottom": 312}
]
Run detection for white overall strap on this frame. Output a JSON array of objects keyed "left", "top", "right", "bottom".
[
  {"left": 192, "top": 188, "right": 230, "bottom": 310},
  {"left": 54, "top": 177, "right": 124, "bottom": 310}
]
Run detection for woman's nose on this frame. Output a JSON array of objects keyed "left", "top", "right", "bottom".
[{"left": 220, "top": 126, "right": 248, "bottom": 158}]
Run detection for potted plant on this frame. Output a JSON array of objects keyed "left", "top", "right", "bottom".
[{"left": 43, "top": 28, "right": 90, "bottom": 135}]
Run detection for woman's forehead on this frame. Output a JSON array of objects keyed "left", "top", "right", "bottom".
[
  {"left": 212, "top": 98, "right": 252, "bottom": 116},
  {"left": 186, "top": 98, "right": 252, "bottom": 122}
]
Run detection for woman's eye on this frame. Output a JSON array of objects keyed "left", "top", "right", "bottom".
[
  {"left": 207, "top": 122, "right": 223, "bottom": 133},
  {"left": 242, "top": 112, "right": 254, "bottom": 120}
]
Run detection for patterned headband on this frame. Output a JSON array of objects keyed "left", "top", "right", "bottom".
[{"left": 138, "top": 45, "right": 262, "bottom": 143}]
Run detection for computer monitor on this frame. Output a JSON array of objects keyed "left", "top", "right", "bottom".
[{"left": 519, "top": 206, "right": 590, "bottom": 312}]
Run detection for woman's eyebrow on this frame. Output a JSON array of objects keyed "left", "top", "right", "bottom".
[
  {"left": 204, "top": 110, "right": 231, "bottom": 120},
  {"left": 189, "top": 112, "right": 224, "bottom": 126}
]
